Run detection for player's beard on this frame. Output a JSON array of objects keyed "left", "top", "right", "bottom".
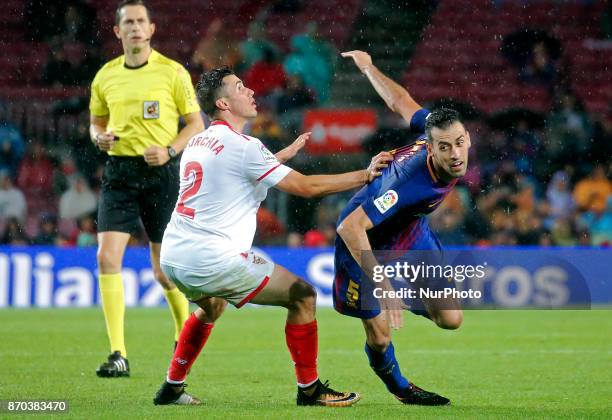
[{"left": 131, "top": 47, "right": 142, "bottom": 54}]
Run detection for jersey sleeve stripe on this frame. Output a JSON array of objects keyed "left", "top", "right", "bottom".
[{"left": 256, "top": 164, "right": 281, "bottom": 181}]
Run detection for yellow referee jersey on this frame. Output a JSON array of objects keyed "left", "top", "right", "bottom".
[{"left": 90, "top": 49, "right": 200, "bottom": 156}]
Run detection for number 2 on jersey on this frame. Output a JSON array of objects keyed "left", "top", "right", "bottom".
[{"left": 176, "top": 161, "right": 203, "bottom": 219}]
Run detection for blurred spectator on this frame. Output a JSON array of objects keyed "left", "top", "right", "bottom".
[
  {"left": 550, "top": 218, "right": 576, "bottom": 246},
  {"left": 17, "top": 142, "right": 55, "bottom": 198},
  {"left": 0, "top": 171, "right": 27, "bottom": 222},
  {"left": 576, "top": 227, "right": 592, "bottom": 247},
  {"left": 287, "top": 231, "right": 303, "bottom": 248},
  {"left": 32, "top": 213, "right": 59, "bottom": 245},
  {"left": 538, "top": 231, "right": 553, "bottom": 247},
  {"left": 304, "top": 22, "right": 338, "bottom": 74},
  {"left": 512, "top": 181, "right": 537, "bottom": 230},
  {"left": 589, "top": 104, "right": 612, "bottom": 163},
  {"left": 42, "top": 45, "right": 72, "bottom": 86},
  {"left": 303, "top": 229, "right": 328, "bottom": 247},
  {"left": 490, "top": 229, "right": 518, "bottom": 246},
  {"left": 61, "top": 2, "right": 98, "bottom": 46},
  {"left": 0, "top": 217, "right": 29, "bottom": 245},
  {"left": 519, "top": 41, "right": 558, "bottom": 87},
  {"left": 243, "top": 46, "right": 287, "bottom": 99},
  {"left": 250, "top": 111, "right": 285, "bottom": 151},
  {"left": 59, "top": 173, "right": 97, "bottom": 220},
  {"left": 76, "top": 215, "right": 97, "bottom": 247},
  {"left": 490, "top": 206, "right": 516, "bottom": 233},
  {"left": 464, "top": 195, "right": 494, "bottom": 243},
  {"left": 284, "top": 34, "right": 332, "bottom": 102},
  {"left": 545, "top": 171, "right": 575, "bottom": 227},
  {"left": 321, "top": 223, "right": 337, "bottom": 245},
  {"left": 0, "top": 120, "right": 25, "bottom": 179},
  {"left": 277, "top": 74, "right": 316, "bottom": 135},
  {"left": 277, "top": 74, "right": 316, "bottom": 114},
  {"left": 256, "top": 207, "right": 285, "bottom": 243},
  {"left": 545, "top": 92, "right": 593, "bottom": 167},
  {"left": 42, "top": 42, "right": 101, "bottom": 87},
  {"left": 502, "top": 29, "right": 561, "bottom": 90},
  {"left": 191, "top": 18, "right": 241, "bottom": 73},
  {"left": 578, "top": 196, "right": 612, "bottom": 246},
  {"left": 507, "top": 119, "right": 541, "bottom": 174},
  {"left": 573, "top": 165, "right": 611, "bottom": 213},
  {"left": 517, "top": 216, "right": 545, "bottom": 245},
  {"left": 240, "top": 21, "right": 280, "bottom": 70},
  {"left": 67, "top": 120, "right": 105, "bottom": 184}
]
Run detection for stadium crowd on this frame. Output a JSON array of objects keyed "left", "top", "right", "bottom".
[{"left": 0, "top": 0, "right": 610, "bottom": 248}]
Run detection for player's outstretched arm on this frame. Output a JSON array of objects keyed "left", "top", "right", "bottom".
[
  {"left": 342, "top": 50, "right": 422, "bottom": 124},
  {"left": 337, "top": 206, "right": 404, "bottom": 329},
  {"left": 275, "top": 132, "right": 310, "bottom": 164},
  {"left": 275, "top": 151, "right": 393, "bottom": 198}
]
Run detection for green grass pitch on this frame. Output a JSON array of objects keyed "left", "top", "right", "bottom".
[{"left": 0, "top": 307, "right": 610, "bottom": 419}]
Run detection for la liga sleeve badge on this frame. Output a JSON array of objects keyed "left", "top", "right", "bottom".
[
  {"left": 259, "top": 143, "right": 278, "bottom": 163},
  {"left": 373, "top": 189, "right": 398, "bottom": 214}
]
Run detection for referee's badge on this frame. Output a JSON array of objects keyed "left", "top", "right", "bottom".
[{"left": 143, "top": 101, "right": 160, "bottom": 119}]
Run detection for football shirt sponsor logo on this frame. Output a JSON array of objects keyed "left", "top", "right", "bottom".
[
  {"left": 252, "top": 255, "right": 267, "bottom": 265},
  {"left": 374, "top": 190, "right": 398, "bottom": 214}
]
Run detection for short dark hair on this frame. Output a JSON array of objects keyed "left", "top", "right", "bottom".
[
  {"left": 196, "top": 67, "right": 234, "bottom": 118},
  {"left": 424, "top": 108, "right": 462, "bottom": 142},
  {"left": 115, "top": 0, "right": 152, "bottom": 25}
]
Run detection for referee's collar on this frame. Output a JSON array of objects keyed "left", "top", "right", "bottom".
[{"left": 123, "top": 50, "right": 156, "bottom": 70}]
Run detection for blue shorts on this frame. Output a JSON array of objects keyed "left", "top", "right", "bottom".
[{"left": 333, "top": 228, "right": 446, "bottom": 319}]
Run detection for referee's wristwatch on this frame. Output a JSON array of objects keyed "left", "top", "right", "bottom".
[{"left": 167, "top": 146, "right": 177, "bottom": 159}]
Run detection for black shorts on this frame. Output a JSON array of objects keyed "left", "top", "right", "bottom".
[{"left": 97, "top": 156, "right": 179, "bottom": 243}]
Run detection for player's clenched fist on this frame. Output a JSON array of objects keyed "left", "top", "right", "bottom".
[
  {"left": 94, "top": 131, "right": 118, "bottom": 151},
  {"left": 144, "top": 145, "right": 171, "bottom": 166},
  {"left": 341, "top": 50, "right": 373, "bottom": 73},
  {"left": 366, "top": 151, "right": 393, "bottom": 183}
]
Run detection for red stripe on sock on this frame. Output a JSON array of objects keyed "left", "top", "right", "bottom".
[
  {"left": 285, "top": 319, "right": 318, "bottom": 385},
  {"left": 167, "top": 313, "right": 213, "bottom": 382}
]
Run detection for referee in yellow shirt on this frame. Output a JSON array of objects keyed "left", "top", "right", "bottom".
[{"left": 89, "top": 0, "right": 204, "bottom": 377}]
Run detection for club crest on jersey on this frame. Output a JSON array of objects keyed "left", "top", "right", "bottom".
[
  {"left": 143, "top": 101, "right": 160, "bottom": 119},
  {"left": 259, "top": 144, "right": 277, "bottom": 163},
  {"left": 374, "top": 190, "right": 398, "bottom": 214},
  {"left": 252, "top": 254, "right": 267, "bottom": 265}
]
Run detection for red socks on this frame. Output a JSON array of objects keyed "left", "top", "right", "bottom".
[
  {"left": 167, "top": 314, "right": 317, "bottom": 386},
  {"left": 285, "top": 320, "right": 318, "bottom": 386},
  {"left": 167, "top": 313, "right": 214, "bottom": 383}
]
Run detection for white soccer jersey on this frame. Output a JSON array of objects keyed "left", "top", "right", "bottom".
[{"left": 160, "top": 120, "right": 291, "bottom": 273}]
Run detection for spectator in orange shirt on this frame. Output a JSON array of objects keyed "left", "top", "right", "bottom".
[{"left": 573, "top": 165, "right": 611, "bottom": 213}]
